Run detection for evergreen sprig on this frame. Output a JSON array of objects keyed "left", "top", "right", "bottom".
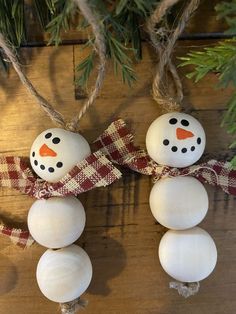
[
  {"left": 75, "top": 0, "right": 157, "bottom": 88},
  {"left": 179, "top": 1, "right": 236, "bottom": 166}
]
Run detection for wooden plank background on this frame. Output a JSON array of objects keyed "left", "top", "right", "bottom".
[{"left": 0, "top": 1, "right": 236, "bottom": 313}]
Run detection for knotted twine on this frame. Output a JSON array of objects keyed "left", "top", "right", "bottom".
[{"left": 0, "top": 1, "right": 107, "bottom": 312}]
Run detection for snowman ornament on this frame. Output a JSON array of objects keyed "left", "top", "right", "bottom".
[
  {"left": 28, "top": 128, "right": 93, "bottom": 305},
  {"left": 146, "top": 112, "right": 217, "bottom": 288}
]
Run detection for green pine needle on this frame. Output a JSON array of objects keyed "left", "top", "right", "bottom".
[
  {"left": 179, "top": 42, "right": 236, "bottom": 165},
  {"left": 75, "top": 51, "right": 95, "bottom": 88}
]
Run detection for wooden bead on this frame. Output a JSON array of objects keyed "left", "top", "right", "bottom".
[
  {"left": 30, "top": 128, "right": 91, "bottom": 182},
  {"left": 149, "top": 176, "right": 208, "bottom": 230},
  {"left": 28, "top": 196, "right": 85, "bottom": 248},
  {"left": 159, "top": 227, "right": 217, "bottom": 282},
  {"left": 146, "top": 112, "right": 206, "bottom": 167},
  {"left": 36, "top": 245, "right": 92, "bottom": 303}
]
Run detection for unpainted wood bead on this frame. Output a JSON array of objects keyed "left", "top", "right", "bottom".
[
  {"left": 159, "top": 227, "right": 217, "bottom": 282},
  {"left": 149, "top": 176, "right": 208, "bottom": 230},
  {"left": 28, "top": 196, "right": 86, "bottom": 248},
  {"left": 36, "top": 245, "right": 92, "bottom": 303}
]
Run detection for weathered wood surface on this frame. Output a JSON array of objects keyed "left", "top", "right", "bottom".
[{"left": 0, "top": 4, "right": 236, "bottom": 312}]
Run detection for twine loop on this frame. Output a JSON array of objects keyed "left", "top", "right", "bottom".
[{"left": 147, "top": 0, "right": 200, "bottom": 112}]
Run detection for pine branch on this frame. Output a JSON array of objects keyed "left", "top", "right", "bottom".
[
  {"left": 179, "top": 43, "right": 236, "bottom": 164},
  {"left": 45, "top": 0, "right": 76, "bottom": 46},
  {"left": 179, "top": 39, "right": 236, "bottom": 88},
  {"left": 216, "top": 0, "right": 236, "bottom": 34}
]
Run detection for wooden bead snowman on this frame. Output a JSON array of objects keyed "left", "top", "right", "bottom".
[
  {"left": 28, "top": 128, "right": 92, "bottom": 304},
  {"left": 146, "top": 112, "right": 217, "bottom": 285}
]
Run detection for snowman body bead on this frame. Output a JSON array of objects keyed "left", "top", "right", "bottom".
[
  {"left": 146, "top": 112, "right": 217, "bottom": 284},
  {"left": 28, "top": 196, "right": 86, "bottom": 248},
  {"left": 36, "top": 245, "right": 92, "bottom": 303},
  {"left": 149, "top": 176, "right": 208, "bottom": 230}
]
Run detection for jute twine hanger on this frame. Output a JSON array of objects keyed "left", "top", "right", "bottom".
[
  {"left": 147, "top": 0, "right": 201, "bottom": 298},
  {"left": 147, "top": 0, "right": 200, "bottom": 114},
  {"left": 0, "top": 0, "right": 106, "bottom": 133}
]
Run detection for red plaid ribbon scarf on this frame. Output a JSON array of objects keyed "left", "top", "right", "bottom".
[
  {"left": 0, "top": 151, "right": 121, "bottom": 248},
  {"left": 94, "top": 119, "right": 236, "bottom": 196}
]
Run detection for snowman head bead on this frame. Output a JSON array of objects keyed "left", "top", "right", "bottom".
[
  {"left": 146, "top": 112, "right": 206, "bottom": 168},
  {"left": 30, "top": 128, "right": 91, "bottom": 182}
]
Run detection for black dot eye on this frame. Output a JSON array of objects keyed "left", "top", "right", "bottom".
[
  {"left": 52, "top": 137, "right": 60, "bottom": 144},
  {"left": 181, "top": 148, "right": 187, "bottom": 153},
  {"left": 169, "top": 118, "right": 177, "bottom": 125},
  {"left": 32, "top": 152, "right": 35, "bottom": 157},
  {"left": 163, "top": 139, "right": 169, "bottom": 146},
  {"left": 181, "top": 119, "right": 189, "bottom": 127},
  {"left": 34, "top": 160, "right": 38, "bottom": 166},
  {"left": 48, "top": 167, "right": 54, "bottom": 173},
  {"left": 197, "top": 137, "right": 201, "bottom": 144},
  {"left": 40, "top": 165, "right": 45, "bottom": 170},
  {"left": 171, "top": 146, "right": 178, "bottom": 152},
  {"left": 45, "top": 132, "right": 52, "bottom": 139},
  {"left": 56, "top": 162, "right": 63, "bottom": 168},
  {"left": 191, "top": 146, "right": 195, "bottom": 151}
]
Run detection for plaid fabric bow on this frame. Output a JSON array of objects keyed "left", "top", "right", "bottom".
[
  {"left": 0, "top": 151, "right": 121, "bottom": 248},
  {"left": 94, "top": 119, "right": 236, "bottom": 196}
]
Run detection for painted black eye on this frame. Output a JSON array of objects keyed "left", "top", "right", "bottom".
[
  {"left": 34, "top": 160, "right": 38, "bottom": 166},
  {"left": 181, "top": 119, "right": 189, "bottom": 127},
  {"left": 40, "top": 165, "right": 45, "bottom": 170},
  {"left": 48, "top": 167, "right": 55, "bottom": 173},
  {"left": 45, "top": 132, "right": 52, "bottom": 139},
  {"left": 169, "top": 118, "right": 177, "bottom": 125},
  {"left": 163, "top": 139, "right": 169, "bottom": 146},
  {"left": 171, "top": 146, "right": 178, "bottom": 152},
  {"left": 181, "top": 148, "right": 187, "bottom": 153},
  {"left": 52, "top": 137, "right": 60, "bottom": 144},
  {"left": 32, "top": 152, "right": 35, "bottom": 157},
  {"left": 197, "top": 137, "right": 201, "bottom": 144},
  {"left": 191, "top": 146, "right": 195, "bottom": 151},
  {"left": 56, "top": 162, "right": 63, "bottom": 168}
]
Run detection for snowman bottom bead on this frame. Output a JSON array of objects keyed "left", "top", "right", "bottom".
[
  {"left": 36, "top": 244, "right": 93, "bottom": 303},
  {"left": 158, "top": 227, "right": 217, "bottom": 283}
]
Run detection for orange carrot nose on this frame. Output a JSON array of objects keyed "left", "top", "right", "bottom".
[
  {"left": 39, "top": 144, "right": 57, "bottom": 157},
  {"left": 176, "top": 127, "right": 194, "bottom": 140}
]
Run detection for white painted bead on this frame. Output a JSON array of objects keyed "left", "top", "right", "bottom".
[
  {"left": 146, "top": 112, "right": 206, "bottom": 167},
  {"left": 36, "top": 245, "right": 92, "bottom": 303},
  {"left": 159, "top": 227, "right": 217, "bottom": 282},
  {"left": 149, "top": 176, "right": 208, "bottom": 230},
  {"left": 30, "top": 128, "right": 91, "bottom": 182},
  {"left": 28, "top": 196, "right": 85, "bottom": 248}
]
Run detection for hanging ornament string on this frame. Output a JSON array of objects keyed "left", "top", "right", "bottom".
[
  {"left": 0, "top": 0, "right": 106, "bottom": 132},
  {"left": 147, "top": 0, "right": 200, "bottom": 112}
]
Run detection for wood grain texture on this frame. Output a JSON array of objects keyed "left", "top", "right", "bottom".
[{"left": 0, "top": 39, "right": 236, "bottom": 314}]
